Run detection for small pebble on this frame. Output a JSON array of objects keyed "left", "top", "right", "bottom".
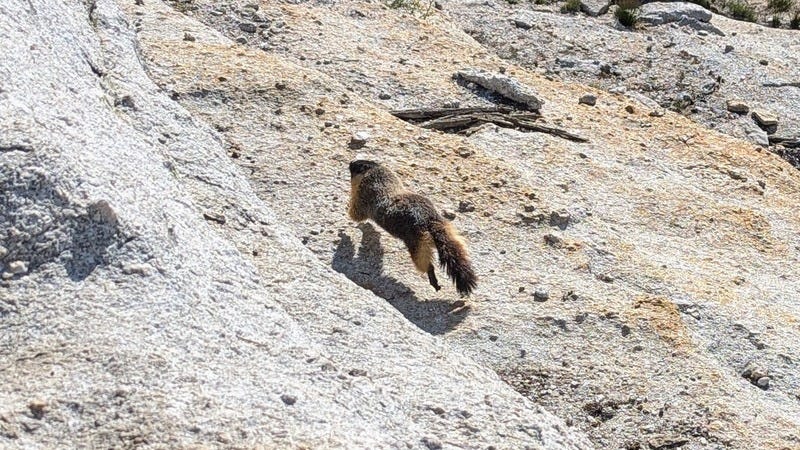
[
  {"left": 183, "top": 32, "right": 196, "bottom": 42},
  {"left": 533, "top": 289, "right": 549, "bottom": 302},
  {"left": 8, "top": 260, "right": 28, "bottom": 274},
  {"left": 0, "top": 245, "right": 7, "bottom": 258},
  {"left": 759, "top": 59, "right": 768, "bottom": 66},
  {"left": 239, "top": 22, "right": 257, "bottom": 33},
  {"left": 349, "top": 131, "right": 371, "bottom": 149},
  {"left": 378, "top": 92, "right": 391, "bottom": 100},
  {"left": 726, "top": 99, "right": 749, "bottom": 114},
  {"left": 280, "top": 394, "right": 297, "bottom": 405},
  {"left": 422, "top": 437, "right": 443, "bottom": 450},
  {"left": 579, "top": 94, "right": 597, "bottom": 106},
  {"left": 456, "top": 147, "right": 475, "bottom": 158},
  {"left": 549, "top": 210, "right": 571, "bottom": 229},
  {"left": 625, "top": 105, "right": 635, "bottom": 114},
  {"left": 458, "top": 201, "right": 476, "bottom": 213},
  {"left": 28, "top": 400, "right": 46, "bottom": 419},
  {"left": 756, "top": 377, "right": 770, "bottom": 389},
  {"left": 724, "top": 44, "right": 734, "bottom": 53}
]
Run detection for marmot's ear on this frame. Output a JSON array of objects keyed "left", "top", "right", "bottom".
[{"left": 349, "top": 159, "right": 378, "bottom": 176}]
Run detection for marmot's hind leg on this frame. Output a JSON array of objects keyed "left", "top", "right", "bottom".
[
  {"left": 407, "top": 232, "right": 440, "bottom": 291},
  {"left": 427, "top": 265, "right": 441, "bottom": 291}
]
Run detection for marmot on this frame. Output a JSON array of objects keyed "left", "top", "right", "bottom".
[{"left": 348, "top": 159, "right": 477, "bottom": 297}]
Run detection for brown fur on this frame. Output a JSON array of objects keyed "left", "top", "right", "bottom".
[{"left": 347, "top": 160, "right": 477, "bottom": 296}]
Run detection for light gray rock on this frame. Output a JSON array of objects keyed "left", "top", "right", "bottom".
[
  {"left": 580, "top": 0, "right": 612, "bottom": 17},
  {"left": 676, "top": 16, "right": 725, "bottom": 36},
  {"left": 456, "top": 68, "right": 543, "bottom": 111},
  {"left": 752, "top": 108, "right": 778, "bottom": 127},
  {"left": 638, "top": 2, "right": 712, "bottom": 25},
  {"left": 742, "top": 119, "right": 770, "bottom": 146},
  {"left": 7, "top": 260, "right": 27, "bottom": 274},
  {"left": 349, "top": 130, "right": 371, "bottom": 148}
]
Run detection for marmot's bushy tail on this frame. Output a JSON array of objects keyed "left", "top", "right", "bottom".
[{"left": 429, "top": 220, "right": 477, "bottom": 297}]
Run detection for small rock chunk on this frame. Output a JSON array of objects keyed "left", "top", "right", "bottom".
[
  {"left": 348, "top": 131, "right": 371, "bottom": 149},
  {"left": 579, "top": 94, "right": 597, "bottom": 106},
  {"left": 726, "top": 99, "right": 749, "bottom": 114},
  {"left": 456, "top": 68, "right": 543, "bottom": 112},
  {"left": 280, "top": 394, "right": 297, "bottom": 405},
  {"left": 638, "top": 2, "right": 712, "bottom": 25},
  {"left": 239, "top": 22, "right": 257, "bottom": 33},
  {"left": 458, "top": 201, "right": 476, "bottom": 213},
  {"left": 8, "top": 261, "right": 28, "bottom": 274},
  {"left": 751, "top": 109, "right": 778, "bottom": 127},
  {"left": 28, "top": 400, "right": 47, "bottom": 419},
  {"left": 580, "top": 0, "right": 612, "bottom": 16},
  {"left": 549, "top": 210, "right": 571, "bottom": 229}
]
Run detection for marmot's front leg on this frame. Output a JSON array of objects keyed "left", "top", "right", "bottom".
[{"left": 348, "top": 189, "right": 369, "bottom": 222}]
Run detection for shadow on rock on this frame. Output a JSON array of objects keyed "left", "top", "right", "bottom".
[{"left": 332, "top": 223, "right": 469, "bottom": 335}]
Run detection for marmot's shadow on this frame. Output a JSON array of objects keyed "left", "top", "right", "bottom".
[{"left": 332, "top": 223, "right": 469, "bottom": 335}]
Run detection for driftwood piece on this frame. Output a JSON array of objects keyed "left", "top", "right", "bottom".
[
  {"left": 418, "top": 114, "right": 483, "bottom": 130},
  {"left": 769, "top": 136, "right": 800, "bottom": 148},
  {"left": 763, "top": 81, "right": 800, "bottom": 88},
  {"left": 389, "top": 108, "right": 588, "bottom": 143},
  {"left": 511, "top": 119, "right": 589, "bottom": 143},
  {"left": 390, "top": 106, "right": 512, "bottom": 120}
]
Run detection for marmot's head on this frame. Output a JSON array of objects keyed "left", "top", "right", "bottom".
[{"left": 349, "top": 159, "right": 379, "bottom": 177}]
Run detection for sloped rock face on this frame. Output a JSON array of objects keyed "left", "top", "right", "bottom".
[
  {"left": 0, "top": 1, "right": 590, "bottom": 448},
  {"left": 153, "top": 0, "right": 800, "bottom": 449},
  {"left": 3, "top": 0, "right": 800, "bottom": 449}
]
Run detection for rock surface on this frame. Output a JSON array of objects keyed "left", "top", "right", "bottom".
[
  {"left": 638, "top": 2, "right": 713, "bottom": 25},
  {"left": 3, "top": 0, "right": 800, "bottom": 449},
  {"left": 456, "top": 68, "right": 544, "bottom": 111},
  {"left": 445, "top": 0, "right": 800, "bottom": 158},
  {"left": 0, "top": 1, "right": 589, "bottom": 448},
  {"left": 580, "top": 0, "right": 611, "bottom": 17}
]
